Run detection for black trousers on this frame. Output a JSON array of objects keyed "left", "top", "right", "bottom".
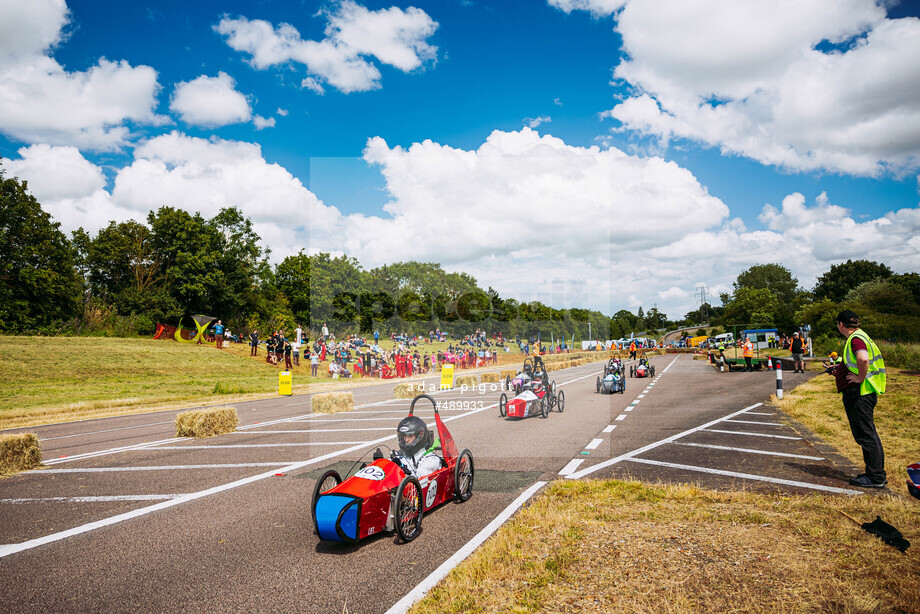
[{"left": 842, "top": 388, "right": 885, "bottom": 481}]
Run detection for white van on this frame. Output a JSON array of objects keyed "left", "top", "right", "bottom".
[{"left": 713, "top": 332, "right": 734, "bottom": 346}]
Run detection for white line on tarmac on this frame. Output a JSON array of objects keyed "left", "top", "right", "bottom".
[
  {"left": 558, "top": 459, "right": 584, "bottom": 476},
  {"left": 232, "top": 428, "right": 394, "bottom": 433},
  {"left": 602, "top": 425, "right": 617, "bottom": 433},
  {"left": 625, "top": 458, "right": 861, "bottom": 495},
  {"left": 723, "top": 419, "right": 788, "bottom": 426},
  {"left": 385, "top": 481, "right": 548, "bottom": 614},
  {"left": 615, "top": 414, "right": 627, "bottom": 421},
  {"left": 624, "top": 407, "right": 633, "bottom": 412},
  {"left": 31, "top": 464, "right": 300, "bottom": 473},
  {"left": 672, "top": 442, "right": 824, "bottom": 460},
  {"left": 566, "top": 403, "right": 764, "bottom": 480},
  {"left": 585, "top": 439, "right": 603, "bottom": 450},
  {"left": 150, "top": 442, "right": 367, "bottom": 449},
  {"left": 1, "top": 495, "right": 182, "bottom": 504},
  {"left": 703, "top": 429, "right": 800, "bottom": 440},
  {"left": 37, "top": 421, "right": 176, "bottom": 442},
  {"left": 744, "top": 412, "right": 775, "bottom": 416},
  {"left": 42, "top": 438, "right": 185, "bottom": 465}
]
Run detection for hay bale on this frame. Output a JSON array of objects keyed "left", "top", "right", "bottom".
[
  {"left": 480, "top": 372, "right": 500, "bottom": 383},
  {"left": 175, "top": 407, "right": 239, "bottom": 438},
  {"left": 0, "top": 433, "right": 42, "bottom": 474},
  {"left": 455, "top": 374, "right": 478, "bottom": 388},
  {"left": 312, "top": 392, "right": 355, "bottom": 414},
  {"left": 393, "top": 383, "right": 416, "bottom": 399},
  {"left": 500, "top": 369, "right": 517, "bottom": 379}
]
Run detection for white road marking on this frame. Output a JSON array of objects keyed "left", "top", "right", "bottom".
[
  {"left": 1, "top": 495, "right": 182, "bottom": 504},
  {"left": 36, "top": 421, "right": 175, "bottom": 442},
  {"left": 672, "top": 442, "right": 824, "bottom": 460},
  {"left": 744, "top": 412, "right": 775, "bottom": 416},
  {"left": 723, "top": 419, "right": 788, "bottom": 426},
  {"left": 585, "top": 439, "right": 603, "bottom": 450},
  {"left": 233, "top": 428, "right": 394, "bottom": 433},
  {"left": 43, "top": 438, "right": 185, "bottom": 465},
  {"left": 567, "top": 403, "right": 764, "bottom": 480},
  {"left": 558, "top": 459, "right": 585, "bottom": 476},
  {"left": 703, "top": 429, "right": 800, "bottom": 440},
  {"left": 31, "top": 464, "right": 299, "bottom": 473},
  {"left": 624, "top": 407, "right": 633, "bottom": 412},
  {"left": 150, "top": 443, "right": 367, "bottom": 449},
  {"left": 638, "top": 394, "right": 646, "bottom": 398},
  {"left": 615, "top": 414, "right": 627, "bottom": 421},
  {"left": 602, "top": 425, "right": 617, "bottom": 433},
  {"left": 625, "top": 458, "right": 861, "bottom": 495},
  {"left": 385, "top": 481, "right": 548, "bottom": 614}
]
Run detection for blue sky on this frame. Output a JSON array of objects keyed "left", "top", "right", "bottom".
[{"left": 2, "top": 0, "right": 919, "bottom": 320}]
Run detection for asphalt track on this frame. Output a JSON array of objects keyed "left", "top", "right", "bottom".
[{"left": 0, "top": 354, "right": 869, "bottom": 613}]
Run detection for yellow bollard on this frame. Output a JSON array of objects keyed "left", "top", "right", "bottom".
[
  {"left": 440, "top": 364, "right": 454, "bottom": 389},
  {"left": 279, "top": 371, "right": 292, "bottom": 396}
]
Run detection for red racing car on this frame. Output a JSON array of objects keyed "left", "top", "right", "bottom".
[
  {"left": 311, "top": 394, "right": 474, "bottom": 543},
  {"left": 499, "top": 356, "right": 565, "bottom": 418},
  {"left": 629, "top": 353, "right": 656, "bottom": 378}
]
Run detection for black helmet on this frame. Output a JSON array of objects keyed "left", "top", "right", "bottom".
[{"left": 397, "top": 415, "right": 430, "bottom": 457}]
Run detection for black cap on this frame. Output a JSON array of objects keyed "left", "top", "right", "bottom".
[{"left": 836, "top": 310, "right": 860, "bottom": 327}]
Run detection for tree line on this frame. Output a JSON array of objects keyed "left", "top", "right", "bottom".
[{"left": 2, "top": 165, "right": 917, "bottom": 346}]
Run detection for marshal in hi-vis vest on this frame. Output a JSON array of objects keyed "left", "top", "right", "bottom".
[{"left": 843, "top": 329, "right": 886, "bottom": 395}]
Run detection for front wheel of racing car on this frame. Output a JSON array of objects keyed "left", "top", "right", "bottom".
[
  {"left": 499, "top": 392, "right": 507, "bottom": 417},
  {"left": 651, "top": 365, "right": 656, "bottom": 377},
  {"left": 454, "top": 449, "right": 474, "bottom": 502},
  {"left": 556, "top": 390, "right": 565, "bottom": 412},
  {"left": 540, "top": 396, "right": 549, "bottom": 418},
  {"left": 311, "top": 469, "right": 342, "bottom": 534},
  {"left": 395, "top": 475, "right": 423, "bottom": 543},
  {"left": 630, "top": 366, "right": 635, "bottom": 378},
  {"left": 505, "top": 376, "right": 511, "bottom": 393},
  {"left": 596, "top": 376, "right": 601, "bottom": 394}
]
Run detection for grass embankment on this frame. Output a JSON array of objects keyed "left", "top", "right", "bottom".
[
  {"left": 412, "top": 369, "right": 920, "bottom": 614},
  {"left": 413, "top": 481, "right": 919, "bottom": 613}
]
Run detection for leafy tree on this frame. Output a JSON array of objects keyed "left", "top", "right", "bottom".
[
  {"left": 729, "top": 263, "right": 804, "bottom": 330},
  {"left": 891, "top": 272, "right": 920, "bottom": 306},
  {"left": 723, "top": 287, "right": 780, "bottom": 327},
  {"left": 276, "top": 251, "right": 311, "bottom": 325},
  {"left": 846, "top": 279, "right": 918, "bottom": 316},
  {"left": 813, "top": 259, "right": 892, "bottom": 302},
  {"left": 0, "top": 166, "right": 82, "bottom": 332}
]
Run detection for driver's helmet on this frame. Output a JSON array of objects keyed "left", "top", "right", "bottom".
[
  {"left": 639, "top": 358, "right": 647, "bottom": 366},
  {"left": 397, "top": 415, "right": 431, "bottom": 457}
]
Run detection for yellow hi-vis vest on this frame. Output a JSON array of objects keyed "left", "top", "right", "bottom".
[{"left": 843, "top": 329, "right": 886, "bottom": 395}]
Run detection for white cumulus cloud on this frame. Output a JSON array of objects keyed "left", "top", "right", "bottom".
[
  {"left": 215, "top": 0, "right": 438, "bottom": 94},
  {"left": 170, "top": 72, "right": 251, "bottom": 127},
  {"left": 0, "top": 0, "right": 163, "bottom": 151},
  {"left": 557, "top": 0, "right": 920, "bottom": 177}
]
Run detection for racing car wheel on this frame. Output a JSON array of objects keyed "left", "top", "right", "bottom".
[
  {"left": 499, "top": 393, "right": 507, "bottom": 417},
  {"left": 540, "top": 396, "right": 549, "bottom": 419},
  {"left": 311, "top": 469, "right": 342, "bottom": 534},
  {"left": 454, "top": 449, "right": 474, "bottom": 502},
  {"left": 596, "top": 376, "right": 601, "bottom": 394},
  {"left": 556, "top": 390, "right": 565, "bottom": 412},
  {"left": 395, "top": 475, "right": 423, "bottom": 542}
]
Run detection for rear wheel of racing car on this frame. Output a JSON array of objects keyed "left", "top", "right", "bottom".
[
  {"left": 395, "top": 476, "right": 423, "bottom": 542},
  {"left": 596, "top": 376, "right": 601, "bottom": 394},
  {"left": 651, "top": 366, "right": 656, "bottom": 377},
  {"left": 540, "top": 396, "right": 549, "bottom": 418},
  {"left": 630, "top": 366, "right": 635, "bottom": 378},
  {"left": 311, "top": 469, "right": 342, "bottom": 534},
  {"left": 454, "top": 449, "right": 474, "bottom": 502},
  {"left": 505, "top": 376, "right": 511, "bottom": 392},
  {"left": 556, "top": 390, "right": 565, "bottom": 412},
  {"left": 499, "top": 393, "right": 507, "bottom": 417}
]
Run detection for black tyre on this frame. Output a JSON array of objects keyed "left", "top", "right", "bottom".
[
  {"left": 556, "top": 390, "right": 565, "bottom": 412},
  {"left": 499, "top": 392, "right": 507, "bottom": 417},
  {"left": 505, "top": 375, "right": 511, "bottom": 392},
  {"left": 651, "top": 366, "right": 656, "bottom": 377},
  {"left": 630, "top": 366, "right": 635, "bottom": 378},
  {"left": 454, "top": 449, "right": 474, "bottom": 502},
  {"left": 311, "top": 469, "right": 342, "bottom": 533},
  {"left": 596, "top": 376, "right": 601, "bottom": 394},
  {"left": 395, "top": 476, "right": 423, "bottom": 542},
  {"left": 540, "top": 396, "right": 548, "bottom": 418}
]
